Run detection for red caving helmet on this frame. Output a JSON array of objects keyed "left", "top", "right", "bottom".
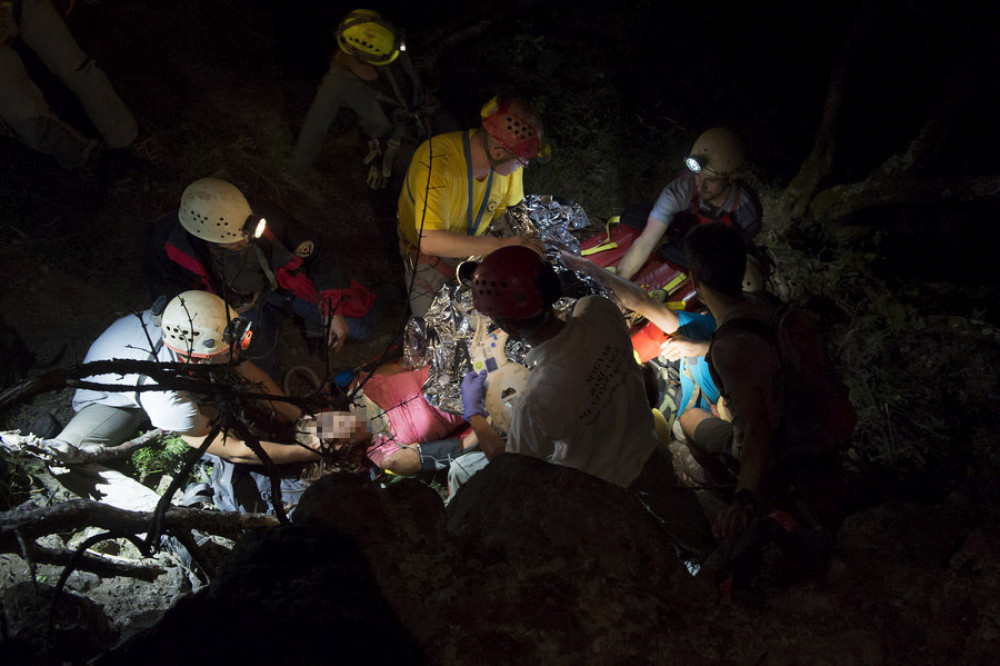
[
  {"left": 480, "top": 97, "right": 544, "bottom": 162},
  {"left": 471, "top": 246, "right": 549, "bottom": 318}
]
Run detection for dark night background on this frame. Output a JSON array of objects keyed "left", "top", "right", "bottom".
[
  {"left": 1, "top": 0, "right": 999, "bottom": 662},
  {"left": 4, "top": 0, "right": 998, "bottom": 301}
]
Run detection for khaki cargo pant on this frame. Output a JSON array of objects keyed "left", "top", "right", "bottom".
[{"left": 0, "top": 0, "right": 137, "bottom": 167}]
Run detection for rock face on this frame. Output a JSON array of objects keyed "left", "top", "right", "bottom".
[
  {"left": 94, "top": 455, "right": 700, "bottom": 664},
  {"left": 0, "top": 582, "right": 118, "bottom": 664},
  {"left": 90, "top": 455, "right": 1000, "bottom": 665}
]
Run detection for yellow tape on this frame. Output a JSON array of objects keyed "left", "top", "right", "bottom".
[
  {"left": 581, "top": 242, "right": 617, "bottom": 256},
  {"left": 580, "top": 216, "right": 621, "bottom": 256},
  {"left": 662, "top": 272, "right": 688, "bottom": 294}
]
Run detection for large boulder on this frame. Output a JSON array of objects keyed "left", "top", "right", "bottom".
[
  {"left": 0, "top": 582, "right": 118, "bottom": 663},
  {"left": 97, "top": 456, "right": 705, "bottom": 664},
  {"left": 447, "top": 453, "right": 681, "bottom": 583}
]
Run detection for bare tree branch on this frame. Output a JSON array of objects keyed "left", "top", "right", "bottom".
[
  {"left": 0, "top": 429, "right": 164, "bottom": 466},
  {"left": 866, "top": 40, "right": 993, "bottom": 180},
  {"left": 808, "top": 174, "right": 1000, "bottom": 221},
  {"left": 71, "top": 429, "right": 165, "bottom": 465},
  {"left": 0, "top": 500, "right": 279, "bottom": 544},
  {"left": 12, "top": 541, "right": 165, "bottom": 581},
  {"left": 776, "top": 3, "right": 881, "bottom": 224}
]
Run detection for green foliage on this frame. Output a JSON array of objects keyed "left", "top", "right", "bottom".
[
  {"left": 129, "top": 435, "right": 192, "bottom": 482},
  {"left": 452, "top": 7, "right": 691, "bottom": 221},
  {"left": 762, "top": 218, "right": 1000, "bottom": 492},
  {"left": 0, "top": 455, "right": 48, "bottom": 511}
]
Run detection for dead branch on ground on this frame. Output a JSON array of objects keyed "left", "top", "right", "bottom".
[
  {"left": 808, "top": 174, "right": 1000, "bottom": 221},
  {"left": 0, "top": 500, "right": 280, "bottom": 579},
  {"left": 13, "top": 539, "right": 165, "bottom": 581},
  {"left": 1, "top": 500, "right": 279, "bottom": 542},
  {"left": 0, "top": 429, "right": 165, "bottom": 466}
]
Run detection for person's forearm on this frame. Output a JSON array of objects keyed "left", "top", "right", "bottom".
[
  {"left": 466, "top": 414, "right": 506, "bottom": 460},
  {"left": 182, "top": 433, "right": 320, "bottom": 465},
  {"left": 632, "top": 292, "right": 680, "bottom": 334},
  {"left": 618, "top": 216, "right": 666, "bottom": 280},
  {"left": 418, "top": 230, "right": 506, "bottom": 258},
  {"left": 239, "top": 361, "right": 302, "bottom": 422},
  {"left": 618, "top": 234, "right": 660, "bottom": 280},
  {"left": 618, "top": 245, "right": 649, "bottom": 280}
]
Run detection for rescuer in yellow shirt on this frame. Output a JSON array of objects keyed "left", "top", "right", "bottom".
[{"left": 397, "top": 96, "right": 547, "bottom": 316}]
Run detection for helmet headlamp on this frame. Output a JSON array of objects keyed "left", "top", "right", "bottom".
[
  {"left": 243, "top": 215, "right": 267, "bottom": 240},
  {"left": 685, "top": 155, "right": 705, "bottom": 173},
  {"left": 223, "top": 317, "right": 254, "bottom": 351}
]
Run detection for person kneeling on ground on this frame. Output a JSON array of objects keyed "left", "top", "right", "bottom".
[
  {"left": 616, "top": 127, "right": 762, "bottom": 280},
  {"left": 679, "top": 223, "right": 849, "bottom": 542},
  {"left": 146, "top": 177, "right": 390, "bottom": 374},
  {"left": 42, "top": 290, "right": 320, "bottom": 513},
  {"left": 456, "top": 246, "right": 713, "bottom": 556}
]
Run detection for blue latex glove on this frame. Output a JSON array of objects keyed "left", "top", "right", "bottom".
[{"left": 461, "top": 370, "right": 488, "bottom": 420}]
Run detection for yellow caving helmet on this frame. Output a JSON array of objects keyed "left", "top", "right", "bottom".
[
  {"left": 685, "top": 127, "right": 746, "bottom": 178},
  {"left": 336, "top": 9, "right": 401, "bottom": 66}
]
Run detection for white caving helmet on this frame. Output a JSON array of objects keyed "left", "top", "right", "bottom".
[
  {"left": 160, "top": 290, "right": 249, "bottom": 359},
  {"left": 684, "top": 127, "right": 746, "bottom": 178},
  {"left": 179, "top": 178, "right": 254, "bottom": 244}
]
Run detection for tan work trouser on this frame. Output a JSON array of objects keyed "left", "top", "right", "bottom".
[{"left": 0, "top": 0, "right": 137, "bottom": 167}]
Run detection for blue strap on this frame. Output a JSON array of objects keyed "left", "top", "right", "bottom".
[{"left": 462, "top": 130, "right": 494, "bottom": 237}]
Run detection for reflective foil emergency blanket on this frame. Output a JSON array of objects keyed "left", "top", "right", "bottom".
[
  {"left": 502, "top": 194, "right": 590, "bottom": 257},
  {"left": 403, "top": 195, "right": 609, "bottom": 415},
  {"left": 403, "top": 283, "right": 530, "bottom": 414}
]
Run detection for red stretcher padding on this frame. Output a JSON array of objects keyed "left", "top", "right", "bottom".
[{"left": 578, "top": 223, "right": 701, "bottom": 363}]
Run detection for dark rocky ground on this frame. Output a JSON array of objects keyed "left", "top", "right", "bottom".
[
  {"left": 6, "top": 457, "right": 1000, "bottom": 665},
  {"left": 1, "top": 1, "right": 999, "bottom": 663}
]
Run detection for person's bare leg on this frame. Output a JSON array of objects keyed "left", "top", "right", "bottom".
[
  {"left": 678, "top": 408, "right": 713, "bottom": 443},
  {"left": 382, "top": 445, "right": 420, "bottom": 475}
]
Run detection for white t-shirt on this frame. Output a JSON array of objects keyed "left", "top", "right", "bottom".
[
  {"left": 72, "top": 311, "right": 209, "bottom": 434},
  {"left": 507, "top": 295, "right": 657, "bottom": 487}
]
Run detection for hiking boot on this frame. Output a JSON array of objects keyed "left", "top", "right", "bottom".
[
  {"left": 129, "top": 129, "right": 168, "bottom": 166},
  {"left": 721, "top": 512, "right": 834, "bottom": 602},
  {"left": 6, "top": 405, "right": 62, "bottom": 438}
]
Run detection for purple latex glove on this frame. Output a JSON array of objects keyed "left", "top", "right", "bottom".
[{"left": 461, "top": 370, "right": 488, "bottom": 420}]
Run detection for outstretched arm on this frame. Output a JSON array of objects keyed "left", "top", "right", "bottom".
[
  {"left": 180, "top": 429, "right": 321, "bottom": 465},
  {"left": 237, "top": 360, "right": 302, "bottom": 423},
  {"left": 562, "top": 251, "right": 680, "bottom": 333},
  {"left": 420, "top": 229, "right": 543, "bottom": 259},
  {"left": 617, "top": 214, "right": 667, "bottom": 279}
]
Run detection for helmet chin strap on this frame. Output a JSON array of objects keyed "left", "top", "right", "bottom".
[{"left": 480, "top": 130, "right": 514, "bottom": 172}]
